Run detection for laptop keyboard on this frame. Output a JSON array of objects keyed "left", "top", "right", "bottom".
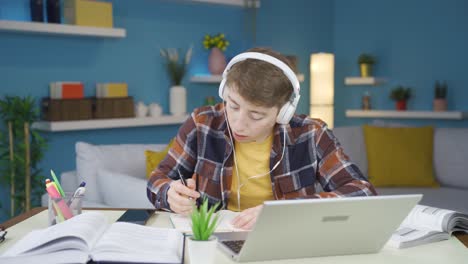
[{"left": 222, "top": 240, "right": 245, "bottom": 254}]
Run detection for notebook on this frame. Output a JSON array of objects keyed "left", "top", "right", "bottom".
[
  {"left": 170, "top": 210, "right": 243, "bottom": 233},
  {"left": 216, "top": 194, "right": 422, "bottom": 262}
]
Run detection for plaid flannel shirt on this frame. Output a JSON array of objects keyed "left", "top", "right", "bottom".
[{"left": 147, "top": 103, "right": 377, "bottom": 210}]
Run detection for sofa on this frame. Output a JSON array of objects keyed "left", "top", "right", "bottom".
[
  {"left": 41, "top": 141, "right": 166, "bottom": 209},
  {"left": 41, "top": 126, "right": 468, "bottom": 213}
]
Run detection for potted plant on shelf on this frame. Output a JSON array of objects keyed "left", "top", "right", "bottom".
[
  {"left": 390, "top": 86, "right": 412, "bottom": 111},
  {"left": 160, "top": 46, "right": 193, "bottom": 116},
  {"left": 358, "top": 53, "right": 376, "bottom": 77},
  {"left": 203, "top": 33, "right": 230, "bottom": 75},
  {"left": 188, "top": 197, "right": 220, "bottom": 264},
  {"left": 433, "top": 81, "right": 448, "bottom": 112}
]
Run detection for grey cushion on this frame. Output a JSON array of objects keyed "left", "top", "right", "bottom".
[
  {"left": 76, "top": 142, "right": 166, "bottom": 203},
  {"left": 332, "top": 126, "right": 368, "bottom": 177},
  {"left": 377, "top": 187, "right": 468, "bottom": 214},
  {"left": 434, "top": 128, "right": 468, "bottom": 189},
  {"left": 97, "top": 168, "right": 154, "bottom": 209}
]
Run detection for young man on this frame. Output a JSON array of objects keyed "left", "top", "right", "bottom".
[{"left": 147, "top": 48, "right": 377, "bottom": 230}]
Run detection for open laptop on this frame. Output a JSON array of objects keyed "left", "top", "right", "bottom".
[{"left": 216, "top": 194, "right": 422, "bottom": 262}]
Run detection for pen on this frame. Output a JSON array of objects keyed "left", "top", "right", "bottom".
[
  {"left": 45, "top": 179, "right": 61, "bottom": 198},
  {"left": 46, "top": 184, "right": 73, "bottom": 219},
  {"left": 50, "top": 170, "right": 65, "bottom": 197},
  {"left": 68, "top": 183, "right": 86, "bottom": 207},
  {"left": 177, "top": 169, "right": 187, "bottom": 186},
  {"left": 177, "top": 169, "right": 193, "bottom": 201},
  {"left": 46, "top": 179, "right": 61, "bottom": 222},
  {"left": 195, "top": 173, "right": 200, "bottom": 208}
]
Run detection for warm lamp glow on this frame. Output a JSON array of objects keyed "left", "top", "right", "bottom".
[{"left": 310, "top": 53, "right": 334, "bottom": 128}]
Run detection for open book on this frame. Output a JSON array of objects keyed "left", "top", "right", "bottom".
[
  {"left": 0, "top": 212, "right": 184, "bottom": 264},
  {"left": 170, "top": 209, "right": 245, "bottom": 233},
  {"left": 387, "top": 205, "right": 468, "bottom": 249}
]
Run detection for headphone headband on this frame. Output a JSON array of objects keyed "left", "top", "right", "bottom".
[
  {"left": 218, "top": 51, "right": 301, "bottom": 124},
  {"left": 219, "top": 52, "right": 300, "bottom": 99}
]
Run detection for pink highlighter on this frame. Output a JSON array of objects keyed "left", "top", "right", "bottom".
[{"left": 46, "top": 184, "right": 73, "bottom": 219}]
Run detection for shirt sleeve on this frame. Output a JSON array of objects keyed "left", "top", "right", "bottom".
[
  {"left": 313, "top": 122, "right": 377, "bottom": 198},
  {"left": 146, "top": 113, "right": 198, "bottom": 210}
]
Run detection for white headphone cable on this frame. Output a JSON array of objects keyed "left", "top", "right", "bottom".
[
  {"left": 223, "top": 104, "right": 242, "bottom": 211},
  {"left": 241, "top": 125, "right": 287, "bottom": 181},
  {"left": 235, "top": 125, "right": 287, "bottom": 211},
  {"left": 224, "top": 101, "right": 287, "bottom": 212}
]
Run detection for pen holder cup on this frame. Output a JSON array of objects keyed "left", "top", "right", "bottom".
[{"left": 48, "top": 192, "right": 83, "bottom": 226}]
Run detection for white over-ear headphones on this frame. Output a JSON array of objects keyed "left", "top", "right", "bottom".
[{"left": 218, "top": 52, "right": 301, "bottom": 125}]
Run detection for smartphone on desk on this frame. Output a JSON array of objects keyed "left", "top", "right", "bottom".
[{"left": 116, "top": 209, "right": 156, "bottom": 225}]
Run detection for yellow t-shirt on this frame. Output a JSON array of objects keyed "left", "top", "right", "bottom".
[{"left": 227, "top": 134, "right": 275, "bottom": 212}]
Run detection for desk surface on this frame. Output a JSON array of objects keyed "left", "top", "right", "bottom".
[{"left": 1, "top": 208, "right": 468, "bottom": 264}]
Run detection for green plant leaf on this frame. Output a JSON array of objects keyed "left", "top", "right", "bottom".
[
  {"left": 0, "top": 95, "right": 47, "bottom": 216},
  {"left": 190, "top": 197, "right": 221, "bottom": 241}
]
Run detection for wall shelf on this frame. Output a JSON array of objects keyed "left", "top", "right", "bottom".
[
  {"left": 344, "top": 77, "right": 386, "bottom": 86},
  {"left": 32, "top": 115, "right": 188, "bottom": 132},
  {"left": 188, "top": 0, "right": 260, "bottom": 8},
  {"left": 191, "top": 73, "right": 305, "bottom": 83},
  {"left": 345, "top": 110, "right": 468, "bottom": 120},
  {"left": 0, "top": 20, "right": 126, "bottom": 38}
]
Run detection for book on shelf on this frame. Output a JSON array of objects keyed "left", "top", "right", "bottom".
[
  {"left": 387, "top": 205, "right": 468, "bottom": 249},
  {"left": 49, "top": 82, "right": 84, "bottom": 99},
  {"left": 63, "top": 0, "right": 113, "bottom": 28},
  {"left": 96, "top": 82, "right": 128, "bottom": 98},
  {"left": 30, "top": 0, "right": 45, "bottom": 22},
  {"left": 0, "top": 212, "right": 184, "bottom": 264},
  {"left": 46, "top": 0, "right": 61, "bottom": 24},
  {"left": 170, "top": 209, "right": 244, "bottom": 233}
]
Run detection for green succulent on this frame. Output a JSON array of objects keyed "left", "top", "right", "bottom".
[
  {"left": 390, "top": 86, "right": 412, "bottom": 101},
  {"left": 358, "top": 53, "right": 376, "bottom": 65},
  {"left": 191, "top": 197, "right": 221, "bottom": 241},
  {"left": 434, "top": 81, "right": 447, "bottom": 99}
]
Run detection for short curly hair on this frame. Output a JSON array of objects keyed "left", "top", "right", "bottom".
[{"left": 225, "top": 47, "right": 294, "bottom": 109}]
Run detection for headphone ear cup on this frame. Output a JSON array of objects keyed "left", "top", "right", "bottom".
[
  {"left": 276, "top": 102, "right": 295, "bottom": 125},
  {"left": 218, "top": 78, "right": 227, "bottom": 100}
]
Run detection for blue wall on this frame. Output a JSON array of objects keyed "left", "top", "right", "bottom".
[
  {"left": 256, "top": 0, "right": 333, "bottom": 115},
  {"left": 334, "top": 0, "right": 468, "bottom": 127},
  {"left": 0, "top": 0, "right": 326, "bottom": 221}
]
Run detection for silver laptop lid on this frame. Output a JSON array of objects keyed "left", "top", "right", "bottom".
[{"left": 220, "top": 194, "right": 422, "bottom": 262}]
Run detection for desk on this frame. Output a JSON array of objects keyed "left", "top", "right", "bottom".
[{"left": 1, "top": 208, "right": 468, "bottom": 264}]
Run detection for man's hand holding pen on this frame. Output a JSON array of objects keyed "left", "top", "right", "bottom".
[{"left": 168, "top": 177, "right": 200, "bottom": 216}]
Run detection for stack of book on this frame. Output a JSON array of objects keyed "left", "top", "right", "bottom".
[
  {"left": 49, "top": 82, "right": 84, "bottom": 99},
  {"left": 95, "top": 82, "right": 133, "bottom": 118},
  {"left": 96, "top": 83, "right": 128, "bottom": 98},
  {"left": 63, "top": 0, "right": 113, "bottom": 28},
  {"left": 43, "top": 81, "right": 134, "bottom": 121},
  {"left": 44, "top": 82, "right": 91, "bottom": 121}
]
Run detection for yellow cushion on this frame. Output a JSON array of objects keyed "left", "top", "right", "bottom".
[
  {"left": 145, "top": 138, "right": 175, "bottom": 178},
  {"left": 363, "top": 125, "right": 439, "bottom": 187}
]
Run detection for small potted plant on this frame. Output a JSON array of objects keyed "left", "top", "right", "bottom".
[
  {"left": 203, "top": 33, "right": 230, "bottom": 75},
  {"left": 433, "top": 81, "right": 448, "bottom": 112},
  {"left": 390, "top": 86, "right": 412, "bottom": 111},
  {"left": 358, "top": 53, "right": 376, "bottom": 77},
  {"left": 188, "top": 198, "right": 221, "bottom": 264},
  {"left": 160, "top": 46, "right": 193, "bottom": 116}
]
